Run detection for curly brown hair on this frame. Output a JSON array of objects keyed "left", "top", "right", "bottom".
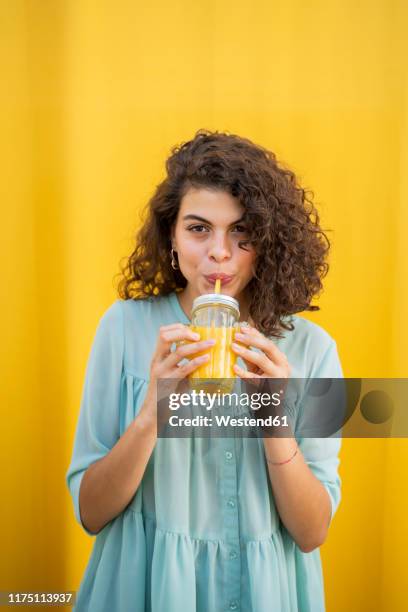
[{"left": 116, "top": 129, "right": 331, "bottom": 339}]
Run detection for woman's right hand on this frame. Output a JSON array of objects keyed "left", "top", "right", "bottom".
[{"left": 139, "top": 323, "right": 215, "bottom": 422}]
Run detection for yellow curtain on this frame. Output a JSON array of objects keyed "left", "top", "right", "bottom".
[{"left": 1, "top": 1, "right": 407, "bottom": 610}]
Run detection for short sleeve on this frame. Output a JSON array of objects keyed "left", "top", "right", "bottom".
[
  {"left": 296, "top": 340, "right": 344, "bottom": 525},
  {"left": 65, "top": 300, "right": 125, "bottom": 535}
]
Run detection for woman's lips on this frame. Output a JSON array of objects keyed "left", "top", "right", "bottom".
[{"left": 204, "top": 274, "right": 234, "bottom": 286}]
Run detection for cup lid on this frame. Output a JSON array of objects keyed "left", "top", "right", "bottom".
[{"left": 192, "top": 293, "right": 240, "bottom": 317}]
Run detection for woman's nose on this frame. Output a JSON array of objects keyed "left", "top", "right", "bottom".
[{"left": 208, "top": 234, "right": 232, "bottom": 262}]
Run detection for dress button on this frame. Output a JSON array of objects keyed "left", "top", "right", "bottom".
[
  {"left": 227, "top": 498, "right": 235, "bottom": 508},
  {"left": 229, "top": 601, "right": 239, "bottom": 610},
  {"left": 229, "top": 550, "right": 238, "bottom": 560},
  {"left": 225, "top": 451, "right": 233, "bottom": 460}
]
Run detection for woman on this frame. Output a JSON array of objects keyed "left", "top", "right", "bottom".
[{"left": 66, "top": 129, "right": 343, "bottom": 611}]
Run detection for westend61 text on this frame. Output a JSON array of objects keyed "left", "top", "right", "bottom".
[{"left": 168, "top": 414, "right": 289, "bottom": 428}]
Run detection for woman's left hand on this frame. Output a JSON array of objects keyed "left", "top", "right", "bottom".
[{"left": 231, "top": 324, "right": 291, "bottom": 380}]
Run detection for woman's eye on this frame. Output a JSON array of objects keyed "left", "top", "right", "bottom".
[
  {"left": 187, "top": 224, "right": 247, "bottom": 234},
  {"left": 188, "top": 225, "right": 208, "bottom": 233}
]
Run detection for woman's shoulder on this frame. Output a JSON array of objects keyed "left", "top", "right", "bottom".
[
  {"left": 281, "top": 314, "right": 343, "bottom": 377},
  {"left": 276, "top": 314, "right": 338, "bottom": 374},
  {"left": 108, "top": 294, "right": 183, "bottom": 345},
  {"left": 119, "top": 293, "right": 177, "bottom": 323},
  {"left": 94, "top": 294, "right": 173, "bottom": 338},
  {"left": 93, "top": 295, "right": 177, "bottom": 377},
  {"left": 286, "top": 314, "right": 336, "bottom": 349}
]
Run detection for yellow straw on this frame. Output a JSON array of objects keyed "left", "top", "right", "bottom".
[{"left": 212, "top": 279, "right": 221, "bottom": 385}]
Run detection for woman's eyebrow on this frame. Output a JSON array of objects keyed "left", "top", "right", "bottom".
[{"left": 182, "top": 214, "right": 245, "bottom": 225}]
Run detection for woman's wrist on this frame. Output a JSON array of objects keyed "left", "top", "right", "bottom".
[
  {"left": 263, "top": 437, "right": 298, "bottom": 466},
  {"left": 265, "top": 446, "right": 298, "bottom": 466}
]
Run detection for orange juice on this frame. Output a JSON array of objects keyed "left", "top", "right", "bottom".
[{"left": 190, "top": 325, "right": 236, "bottom": 379}]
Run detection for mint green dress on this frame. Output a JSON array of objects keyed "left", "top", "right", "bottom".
[{"left": 66, "top": 292, "right": 343, "bottom": 612}]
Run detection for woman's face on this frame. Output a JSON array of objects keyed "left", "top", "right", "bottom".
[{"left": 171, "top": 187, "right": 256, "bottom": 302}]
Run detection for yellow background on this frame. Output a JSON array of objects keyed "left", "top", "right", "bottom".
[{"left": 1, "top": 1, "right": 407, "bottom": 610}]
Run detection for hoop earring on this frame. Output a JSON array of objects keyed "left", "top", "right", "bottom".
[{"left": 171, "top": 248, "right": 179, "bottom": 270}]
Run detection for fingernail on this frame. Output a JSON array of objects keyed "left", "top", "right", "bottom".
[
  {"left": 231, "top": 342, "right": 242, "bottom": 351},
  {"left": 191, "top": 332, "right": 200, "bottom": 340}
]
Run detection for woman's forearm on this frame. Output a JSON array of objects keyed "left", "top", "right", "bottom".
[
  {"left": 263, "top": 437, "right": 331, "bottom": 553},
  {"left": 78, "top": 406, "right": 157, "bottom": 535}
]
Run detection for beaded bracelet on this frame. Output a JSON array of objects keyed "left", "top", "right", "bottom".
[{"left": 265, "top": 446, "right": 298, "bottom": 466}]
